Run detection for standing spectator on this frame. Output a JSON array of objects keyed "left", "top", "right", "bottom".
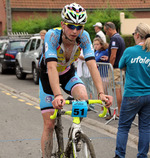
[
  {"left": 93, "top": 22, "right": 106, "bottom": 43},
  {"left": 38, "top": 30, "right": 47, "bottom": 60},
  {"left": 114, "top": 23, "right": 150, "bottom": 158},
  {"left": 93, "top": 37, "right": 109, "bottom": 92},
  {"left": 93, "top": 37, "right": 110, "bottom": 115},
  {"left": 40, "top": 30, "right": 47, "bottom": 42},
  {"left": 103, "top": 22, "right": 125, "bottom": 117},
  {"left": 93, "top": 37, "right": 109, "bottom": 63}
]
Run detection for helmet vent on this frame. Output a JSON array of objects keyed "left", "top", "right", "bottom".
[{"left": 72, "top": 7, "right": 76, "bottom": 12}]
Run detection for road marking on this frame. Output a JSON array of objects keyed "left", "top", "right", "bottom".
[
  {"left": 11, "top": 96, "right": 18, "bottom": 99},
  {"left": 26, "top": 102, "right": 34, "bottom": 106},
  {"left": 5, "top": 92, "right": 11, "bottom": 95},
  {"left": 35, "top": 106, "right": 40, "bottom": 110},
  {"left": 18, "top": 99, "right": 25, "bottom": 102},
  {"left": 1, "top": 90, "right": 40, "bottom": 110},
  {"left": 0, "top": 136, "right": 114, "bottom": 143}
]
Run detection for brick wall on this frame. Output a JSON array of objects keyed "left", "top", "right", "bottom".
[
  {"left": 0, "top": 0, "right": 6, "bottom": 36},
  {"left": 133, "top": 11, "right": 150, "bottom": 18},
  {"left": 12, "top": 11, "right": 49, "bottom": 21}
]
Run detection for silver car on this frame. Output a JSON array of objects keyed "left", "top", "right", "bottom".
[{"left": 15, "top": 36, "right": 43, "bottom": 84}]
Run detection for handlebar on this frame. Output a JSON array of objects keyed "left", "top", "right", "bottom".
[{"left": 50, "top": 100, "right": 107, "bottom": 119}]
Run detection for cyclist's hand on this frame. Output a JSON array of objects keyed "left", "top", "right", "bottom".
[
  {"left": 100, "top": 94, "right": 113, "bottom": 108},
  {"left": 52, "top": 96, "right": 65, "bottom": 109}
]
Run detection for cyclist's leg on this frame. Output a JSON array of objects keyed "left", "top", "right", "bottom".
[
  {"left": 41, "top": 111, "right": 55, "bottom": 158},
  {"left": 62, "top": 72, "right": 88, "bottom": 100},
  {"left": 39, "top": 79, "right": 55, "bottom": 158},
  {"left": 60, "top": 65, "right": 88, "bottom": 100}
]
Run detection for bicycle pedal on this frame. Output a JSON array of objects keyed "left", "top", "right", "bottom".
[{"left": 76, "top": 141, "right": 82, "bottom": 152}]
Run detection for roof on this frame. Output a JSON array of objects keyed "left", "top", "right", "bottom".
[{"left": 10, "top": 0, "right": 150, "bottom": 10}]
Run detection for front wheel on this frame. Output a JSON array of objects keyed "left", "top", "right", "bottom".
[{"left": 67, "top": 133, "right": 96, "bottom": 158}]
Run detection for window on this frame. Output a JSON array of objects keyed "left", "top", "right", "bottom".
[
  {"left": 24, "top": 40, "right": 31, "bottom": 52},
  {"left": 10, "top": 41, "right": 27, "bottom": 50},
  {"left": 36, "top": 39, "right": 41, "bottom": 49},
  {"left": 30, "top": 39, "right": 36, "bottom": 51}
]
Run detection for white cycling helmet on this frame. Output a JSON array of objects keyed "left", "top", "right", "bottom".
[{"left": 61, "top": 3, "right": 87, "bottom": 25}]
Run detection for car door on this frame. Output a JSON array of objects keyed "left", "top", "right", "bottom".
[
  {"left": 25, "top": 38, "right": 36, "bottom": 72},
  {"left": 21, "top": 39, "right": 31, "bottom": 71}
]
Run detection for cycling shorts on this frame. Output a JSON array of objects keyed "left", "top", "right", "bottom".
[{"left": 39, "top": 65, "right": 84, "bottom": 112}]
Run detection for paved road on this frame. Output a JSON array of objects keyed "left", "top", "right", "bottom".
[{"left": 0, "top": 73, "right": 150, "bottom": 157}]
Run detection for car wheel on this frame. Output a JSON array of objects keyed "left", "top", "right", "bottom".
[
  {"left": 33, "top": 65, "right": 39, "bottom": 84},
  {"left": 0, "top": 63, "right": 5, "bottom": 74},
  {"left": 15, "top": 62, "right": 26, "bottom": 79}
]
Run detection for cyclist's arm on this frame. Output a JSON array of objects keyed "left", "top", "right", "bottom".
[
  {"left": 47, "top": 61, "right": 61, "bottom": 96},
  {"left": 47, "top": 61, "right": 65, "bottom": 109}
]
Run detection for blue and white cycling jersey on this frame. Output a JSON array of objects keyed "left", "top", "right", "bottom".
[{"left": 43, "top": 27, "right": 95, "bottom": 74}]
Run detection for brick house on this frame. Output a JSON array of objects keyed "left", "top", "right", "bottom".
[{"left": 0, "top": 0, "right": 150, "bottom": 35}]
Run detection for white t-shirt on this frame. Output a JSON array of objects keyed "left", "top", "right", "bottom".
[
  {"left": 96, "top": 30, "right": 106, "bottom": 43},
  {"left": 77, "top": 50, "right": 91, "bottom": 78}
]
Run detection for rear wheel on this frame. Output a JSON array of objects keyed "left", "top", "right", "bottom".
[
  {"left": 15, "top": 62, "right": 26, "bottom": 79},
  {"left": 67, "top": 133, "right": 96, "bottom": 158},
  {"left": 0, "top": 63, "right": 5, "bottom": 74},
  {"left": 32, "top": 65, "right": 39, "bottom": 84}
]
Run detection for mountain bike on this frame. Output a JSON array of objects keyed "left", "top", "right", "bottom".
[{"left": 50, "top": 99, "right": 107, "bottom": 158}]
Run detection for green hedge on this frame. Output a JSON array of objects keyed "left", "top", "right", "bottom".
[
  {"left": 122, "top": 35, "right": 135, "bottom": 48},
  {"left": 106, "top": 35, "right": 135, "bottom": 48}
]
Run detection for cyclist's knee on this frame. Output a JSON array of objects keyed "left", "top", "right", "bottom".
[{"left": 72, "top": 84, "right": 88, "bottom": 99}]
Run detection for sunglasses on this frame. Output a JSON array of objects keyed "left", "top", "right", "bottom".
[{"left": 64, "top": 23, "right": 84, "bottom": 30}]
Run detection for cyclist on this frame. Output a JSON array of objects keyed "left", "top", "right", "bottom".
[{"left": 39, "top": 3, "right": 113, "bottom": 158}]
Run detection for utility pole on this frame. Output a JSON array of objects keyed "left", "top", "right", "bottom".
[{"left": 6, "top": 0, "right": 12, "bottom": 35}]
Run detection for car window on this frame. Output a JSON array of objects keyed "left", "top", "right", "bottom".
[
  {"left": 2, "top": 43, "right": 8, "bottom": 50},
  {"left": 10, "top": 41, "right": 27, "bottom": 51},
  {"left": 36, "top": 39, "right": 41, "bottom": 50},
  {"left": 30, "top": 39, "right": 36, "bottom": 51},
  {"left": 0, "top": 42, "right": 7, "bottom": 51},
  {"left": 24, "top": 40, "right": 31, "bottom": 52},
  {"left": 0, "top": 43, "right": 3, "bottom": 51}
]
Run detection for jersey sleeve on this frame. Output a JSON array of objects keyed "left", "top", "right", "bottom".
[
  {"left": 95, "top": 49, "right": 108, "bottom": 62},
  {"left": 110, "top": 37, "right": 119, "bottom": 50},
  {"left": 44, "top": 29, "right": 60, "bottom": 63},
  {"left": 80, "top": 30, "right": 95, "bottom": 61}
]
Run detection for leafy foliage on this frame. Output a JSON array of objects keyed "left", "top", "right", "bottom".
[{"left": 12, "top": 13, "right": 47, "bottom": 34}]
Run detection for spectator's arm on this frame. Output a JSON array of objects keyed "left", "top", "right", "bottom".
[{"left": 109, "top": 48, "right": 117, "bottom": 66}]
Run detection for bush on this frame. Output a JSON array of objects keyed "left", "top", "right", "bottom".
[
  {"left": 12, "top": 13, "right": 47, "bottom": 34},
  {"left": 44, "top": 13, "right": 61, "bottom": 30},
  {"left": 122, "top": 35, "right": 135, "bottom": 48}
]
